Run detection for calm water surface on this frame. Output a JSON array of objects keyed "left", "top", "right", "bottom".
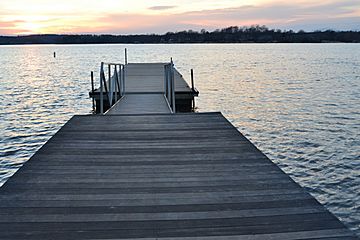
[{"left": 0, "top": 43, "right": 359, "bottom": 234}]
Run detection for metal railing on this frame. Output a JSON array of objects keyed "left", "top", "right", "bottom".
[
  {"left": 99, "top": 62, "right": 125, "bottom": 114},
  {"left": 164, "top": 61, "right": 176, "bottom": 113}
]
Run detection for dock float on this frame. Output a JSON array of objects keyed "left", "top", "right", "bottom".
[{"left": 0, "top": 61, "right": 358, "bottom": 239}]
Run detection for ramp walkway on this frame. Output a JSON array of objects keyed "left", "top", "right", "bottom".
[
  {"left": 96, "top": 62, "right": 176, "bottom": 114},
  {"left": 107, "top": 93, "right": 171, "bottom": 114}
]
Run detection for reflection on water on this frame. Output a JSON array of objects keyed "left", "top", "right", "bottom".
[{"left": 0, "top": 43, "right": 359, "bottom": 234}]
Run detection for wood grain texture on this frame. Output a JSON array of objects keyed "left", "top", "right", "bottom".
[
  {"left": 124, "top": 63, "right": 191, "bottom": 93},
  {"left": 107, "top": 93, "right": 171, "bottom": 114},
  {"left": 0, "top": 113, "right": 357, "bottom": 239}
]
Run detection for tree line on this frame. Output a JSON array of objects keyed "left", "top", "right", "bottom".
[{"left": 1, "top": 25, "right": 359, "bottom": 44}]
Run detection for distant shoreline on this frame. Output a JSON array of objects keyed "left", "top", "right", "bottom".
[
  {"left": 1, "top": 26, "right": 359, "bottom": 45},
  {"left": 1, "top": 42, "right": 359, "bottom": 46}
]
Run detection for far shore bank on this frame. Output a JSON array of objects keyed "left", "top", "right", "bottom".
[{"left": 1, "top": 26, "right": 360, "bottom": 45}]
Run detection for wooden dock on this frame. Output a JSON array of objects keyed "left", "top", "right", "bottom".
[{"left": 0, "top": 61, "right": 358, "bottom": 239}]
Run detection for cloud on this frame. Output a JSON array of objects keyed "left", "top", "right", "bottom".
[
  {"left": 0, "top": 22, "right": 16, "bottom": 29},
  {"left": 94, "top": 1, "right": 360, "bottom": 34},
  {"left": 148, "top": 5, "right": 177, "bottom": 11},
  {"left": 0, "top": 20, "right": 26, "bottom": 35}
]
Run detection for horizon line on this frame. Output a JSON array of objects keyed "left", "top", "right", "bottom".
[{"left": 1, "top": 26, "right": 360, "bottom": 38}]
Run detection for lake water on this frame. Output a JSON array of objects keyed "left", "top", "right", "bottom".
[{"left": 0, "top": 43, "right": 359, "bottom": 235}]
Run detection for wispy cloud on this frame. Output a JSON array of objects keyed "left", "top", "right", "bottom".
[
  {"left": 148, "top": 5, "right": 177, "bottom": 11},
  {"left": 0, "top": 21, "right": 20, "bottom": 28},
  {"left": 0, "top": 20, "right": 26, "bottom": 35}
]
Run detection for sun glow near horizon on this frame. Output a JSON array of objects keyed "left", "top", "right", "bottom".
[{"left": 0, "top": 0, "right": 359, "bottom": 35}]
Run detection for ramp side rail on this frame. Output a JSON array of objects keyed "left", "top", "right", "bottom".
[
  {"left": 164, "top": 61, "right": 176, "bottom": 113},
  {"left": 99, "top": 62, "right": 125, "bottom": 114}
]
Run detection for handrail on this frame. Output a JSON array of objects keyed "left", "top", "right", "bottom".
[
  {"left": 99, "top": 62, "right": 126, "bottom": 114},
  {"left": 164, "top": 60, "right": 176, "bottom": 113}
]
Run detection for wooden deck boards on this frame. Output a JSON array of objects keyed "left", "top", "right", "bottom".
[
  {"left": 107, "top": 94, "right": 171, "bottom": 114},
  {"left": 124, "top": 63, "right": 191, "bottom": 93},
  {"left": 0, "top": 113, "right": 357, "bottom": 239}
]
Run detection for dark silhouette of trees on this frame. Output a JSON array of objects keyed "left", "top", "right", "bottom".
[{"left": 0, "top": 25, "right": 359, "bottom": 45}]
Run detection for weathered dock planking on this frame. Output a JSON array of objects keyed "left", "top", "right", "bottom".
[
  {"left": 0, "top": 113, "right": 358, "bottom": 239},
  {"left": 124, "top": 63, "right": 191, "bottom": 93},
  {"left": 107, "top": 93, "right": 172, "bottom": 114},
  {"left": 0, "top": 58, "right": 358, "bottom": 239}
]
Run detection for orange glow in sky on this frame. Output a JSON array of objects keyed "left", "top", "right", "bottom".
[{"left": 0, "top": 0, "right": 359, "bottom": 35}]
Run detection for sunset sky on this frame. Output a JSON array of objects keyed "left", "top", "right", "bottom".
[{"left": 0, "top": 0, "right": 359, "bottom": 35}]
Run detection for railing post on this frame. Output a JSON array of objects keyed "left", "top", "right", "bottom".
[
  {"left": 125, "top": 48, "right": 128, "bottom": 65},
  {"left": 117, "top": 65, "right": 121, "bottom": 97},
  {"left": 108, "top": 64, "right": 112, "bottom": 106},
  {"left": 122, "top": 64, "right": 126, "bottom": 94},
  {"left": 114, "top": 65, "right": 118, "bottom": 102},
  {"left": 167, "top": 65, "right": 171, "bottom": 105},
  {"left": 171, "top": 60, "right": 176, "bottom": 113},
  {"left": 100, "top": 62, "right": 104, "bottom": 114},
  {"left": 91, "top": 71, "right": 95, "bottom": 113},
  {"left": 164, "top": 65, "right": 167, "bottom": 100},
  {"left": 191, "top": 69, "right": 195, "bottom": 91},
  {"left": 119, "top": 65, "right": 122, "bottom": 97}
]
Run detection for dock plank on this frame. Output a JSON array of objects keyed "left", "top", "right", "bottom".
[
  {"left": 107, "top": 94, "right": 171, "bottom": 114},
  {"left": 124, "top": 63, "right": 191, "bottom": 93},
  {"left": 0, "top": 113, "right": 357, "bottom": 239}
]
